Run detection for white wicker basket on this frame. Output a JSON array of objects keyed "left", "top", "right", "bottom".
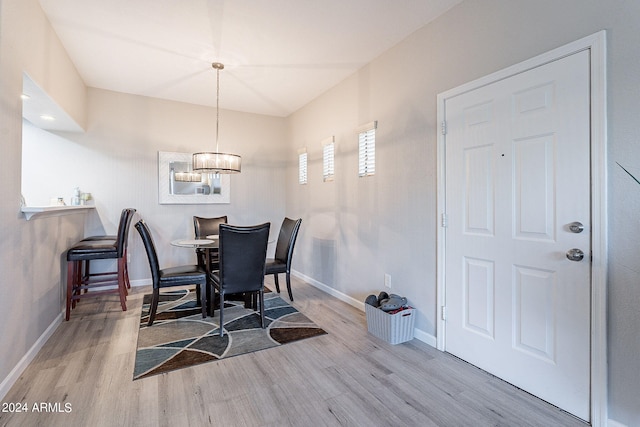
[{"left": 365, "top": 304, "right": 415, "bottom": 345}]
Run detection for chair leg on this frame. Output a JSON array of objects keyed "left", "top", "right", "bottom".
[
  {"left": 244, "top": 293, "right": 257, "bottom": 310},
  {"left": 273, "top": 273, "right": 280, "bottom": 293},
  {"left": 124, "top": 249, "right": 131, "bottom": 289},
  {"left": 147, "top": 289, "right": 159, "bottom": 326},
  {"left": 119, "top": 258, "right": 128, "bottom": 297},
  {"left": 72, "top": 261, "right": 82, "bottom": 308},
  {"left": 117, "top": 258, "right": 127, "bottom": 312},
  {"left": 200, "top": 282, "right": 207, "bottom": 319},
  {"left": 66, "top": 261, "right": 74, "bottom": 321},
  {"left": 219, "top": 291, "right": 225, "bottom": 337},
  {"left": 285, "top": 272, "right": 294, "bottom": 302},
  {"left": 259, "top": 290, "right": 265, "bottom": 329},
  {"left": 82, "top": 260, "right": 91, "bottom": 293},
  {"left": 195, "top": 252, "right": 204, "bottom": 307},
  {"left": 123, "top": 262, "right": 130, "bottom": 293},
  {"left": 124, "top": 262, "right": 131, "bottom": 289}
]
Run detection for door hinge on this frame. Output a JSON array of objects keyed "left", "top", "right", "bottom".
[
  {"left": 441, "top": 306, "right": 447, "bottom": 321},
  {"left": 441, "top": 121, "right": 447, "bottom": 135},
  {"left": 441, "top": 213, "right": 448, "bottom": 228}
]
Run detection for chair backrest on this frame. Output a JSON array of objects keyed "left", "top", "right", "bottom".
[
  {"left": 116, "top": 208, "right": 137, "bottom": 257},
  {"left": 218, "top": 222, "right": 270, "bottom": 294},
  {"left": 274, "top": 217, "right": 302, "bottom": 268},
  {"left": 134, "top": 220, "right": 161, "bottom": 288},
  {"left": 193, "top": 215, "right": 228, "bottom": 238}
]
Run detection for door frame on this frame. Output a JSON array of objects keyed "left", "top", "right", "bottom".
[{"left": 435, "top": 31, "right": 607, "bottom": 424}]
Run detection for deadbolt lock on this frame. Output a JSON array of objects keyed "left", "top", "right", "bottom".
[{"left": 568, "top": 222, "right": 584, "bottom": 233}]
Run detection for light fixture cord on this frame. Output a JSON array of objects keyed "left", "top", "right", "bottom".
[{"left": 215, "top": 66, "right": 220, "bottom": 153}]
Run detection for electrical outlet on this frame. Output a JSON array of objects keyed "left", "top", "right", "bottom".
[{"left": 384, "top": 273, "right": 391, "bottom": 289}]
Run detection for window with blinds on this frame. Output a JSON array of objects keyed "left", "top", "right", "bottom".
[
  {"left": 322, "top": 137, "right": 335, "bottom": 182},
  {"left": 358, "top": 121, "right": 376, "bottom": 177},
  {"left": 298, "top": 150, "right": 307, "bottom": 185}
]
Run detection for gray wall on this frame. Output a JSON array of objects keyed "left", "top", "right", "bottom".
[
  {"left": 0, "top": 0, "right": 88, "bottom": 399},
  {"left": 22, "top": 88, "right": 288, "bottom": 279},
  {"left": 286, "top": 1, "right": 640, "bottom": 425},
  {"left": 2, "top": 0, "right": 640, "bottom": 425}
]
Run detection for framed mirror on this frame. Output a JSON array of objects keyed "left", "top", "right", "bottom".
[{"left": 158, "top": 151, "right": 231, "bottom": 204}]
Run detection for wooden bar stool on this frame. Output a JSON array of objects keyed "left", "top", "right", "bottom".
[
  {"left": 80, "top": 208, "right": 136, "bottom": 290},
  {"left": 65, "top": 209, "right": 135, "bottom": 320}
]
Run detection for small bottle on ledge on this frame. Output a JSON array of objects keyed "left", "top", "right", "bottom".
[{"left": 70, "top": 187, "right": 81, "bottom": 206}]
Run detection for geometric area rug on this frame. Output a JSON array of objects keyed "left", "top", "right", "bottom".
[{"left": 134, "top": 288, "right": 327, "bottom": 380}]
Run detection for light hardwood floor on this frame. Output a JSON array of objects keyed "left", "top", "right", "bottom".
[{"left": 1, "top": 277, "right": 586, "bottom": 427}]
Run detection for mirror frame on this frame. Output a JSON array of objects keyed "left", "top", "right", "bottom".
[{"left": 158, "top": 151, "right": 231, "bottom": 204}]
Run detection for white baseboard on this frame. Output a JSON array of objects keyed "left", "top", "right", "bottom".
[
  {"left": 0, "top": 278, "right": 150, "bottom": 401},
  {"left": 292, "top": 270, "right": 437, "bottom": 349},
  {"left": 292, "top": 270, "right": 364, "bottom": 310},
  {"left": 129, "top": 278, "right": 151, "bottom": 288},
  {"left": 414, "top": 328, "right": 437, "bottom": 348},
  {"left": 0, "top": 313, "right": 62, "bottom": 401},
  {"left": 88, "top": 277, "right": 151, "bottom": 291},
  {"left": 608, "top": 419, "right": 628, "bottom": 427}
]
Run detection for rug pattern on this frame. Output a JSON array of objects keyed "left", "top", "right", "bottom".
[{"left": 134, "top": 288, "right": 326, "bottom": 380}]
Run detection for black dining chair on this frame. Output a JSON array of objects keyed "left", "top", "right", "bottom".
[
  {"left": 135, "top": 220, "right": 208, "bottom": 326},
  {"left": 193, "top": 215, "right": 227, "bottom": 271},
  {"left": 211, "top": 222, "right": 270, "bottom": 337},
  {"left": 265, "top": 218, "right": 302, "bottom": 301}
]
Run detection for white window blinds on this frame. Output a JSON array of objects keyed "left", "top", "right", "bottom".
[
  {"left": 322, "top": 136, "right": 335, "bottom": 182},
  {"left": 358, "top": 121, "right": 376, "bottom": 177},
  {"left": 298, "top": 150, "right": 307, "bottom": 185}
]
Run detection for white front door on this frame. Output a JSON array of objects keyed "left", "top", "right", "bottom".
[{"left": 443, "top": 50, "right": 591, "bottom": 420}]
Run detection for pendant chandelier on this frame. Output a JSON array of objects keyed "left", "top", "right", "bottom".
[{"left": 192, "top": 62, "right": 241, "bottom": 174}]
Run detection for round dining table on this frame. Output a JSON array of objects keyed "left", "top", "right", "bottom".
[
  {"left": 171, "top": 237, "right": 218, "bottom": 315},
  {"left": 170, "top": 234, "right": 275, "bottom": 315}
]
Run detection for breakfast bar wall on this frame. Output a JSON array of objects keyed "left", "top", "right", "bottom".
[{"left": 0, "top": 0, "right": 88, "bottom": 400}]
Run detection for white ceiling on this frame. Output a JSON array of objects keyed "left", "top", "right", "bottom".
[{"left": 36, "top": 0, "right": 461, "bottom": 118}]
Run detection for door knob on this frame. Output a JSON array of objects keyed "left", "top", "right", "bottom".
[{"left": 566, "top": 248, "right": 585, "bottom": 262}]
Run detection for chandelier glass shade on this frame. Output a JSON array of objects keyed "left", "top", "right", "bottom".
[
  {"left": 173, "top": 171, "right": 202, "bottom": 182},
  {"left": 192, "top": 152, "right": 241, "bottom": 174},
  {"left": 192, "top": 62, "right": 241, "bottom": 174}
]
